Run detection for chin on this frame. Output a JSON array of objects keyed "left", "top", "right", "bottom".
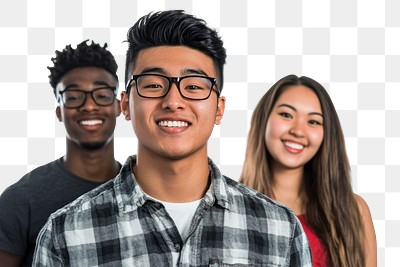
[
  {"left": 157, "top": 147, "right": 201, "bottom": 161},
  {"left": 284, "top": 162, "right": 307, "bottom": 170},
  {"left": 277, "top": 159, "right": 304, "bottom": 169},
  {"left": 80, "top": 141, "right": 107, "bottom": 151},
  {"left": 159, "top": 152, "right": 189, "bottom": 161}
]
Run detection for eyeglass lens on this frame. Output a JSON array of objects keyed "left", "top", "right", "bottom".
[
  {"left": 136, "top": 75, "right": 213, "bottom": 99},
  {"left": 61, "top": 88, "right": 115, "bottom": 108}
]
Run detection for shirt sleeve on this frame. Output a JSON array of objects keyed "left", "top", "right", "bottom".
[
  {"left": 288, "top": 217, "right": 313, "bottom": 267},
  {"left": 32, "top": 219, "right": 63, "bottom": 267}
]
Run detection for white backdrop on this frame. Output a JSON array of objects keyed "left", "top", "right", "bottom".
[{"left": 0, "top": 0, "right": 398, "bottom": 265}]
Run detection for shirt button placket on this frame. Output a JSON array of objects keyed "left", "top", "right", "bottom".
[{"left": 174, "top": 243, "right": 181, "bottom": 251}]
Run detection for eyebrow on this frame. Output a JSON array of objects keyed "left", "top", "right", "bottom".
[
  {"left": 63, "top": 81, "right": 113, "bottom": 90},
  {"left": 140, "top": 67, "right": 209, "bottom": 77},
  {"left": 277, "top": 103, "right": 323, "bottom": 117}
]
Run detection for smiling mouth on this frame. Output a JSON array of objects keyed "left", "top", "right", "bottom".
[
  {"left": 284, "top": 141, "right": 304, "bottom": 150},
  {"left": 158, "top": 120, "right": 189, "bottom": 128},
  {"left": 80, "top": 120, "right": 103, "bottom": 126}
]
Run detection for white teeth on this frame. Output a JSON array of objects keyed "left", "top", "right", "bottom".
[
  {"left": 284, "top": 141, "right": 304, "bottom": 150},
  {"left": 159, "top": 121, "right": 188, "bottom": 128},
  {"left": 80, "top": 120, "right": 103, "bottom": 126}
]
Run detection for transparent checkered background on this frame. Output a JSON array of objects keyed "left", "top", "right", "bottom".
[{"left": 0, "top": 0, "right": 398, "bottom": 265}]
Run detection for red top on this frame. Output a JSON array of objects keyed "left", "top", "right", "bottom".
[{"left": 297, "top": 215, "right": 329, "bottom": 267}]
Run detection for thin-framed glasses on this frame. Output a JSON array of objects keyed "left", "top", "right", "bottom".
[
  {"left": 58, "top": 86, "right": 117, "bottom": 109},
  {"left": 126, "top": 74, "right": 219, "bottom": 100}
]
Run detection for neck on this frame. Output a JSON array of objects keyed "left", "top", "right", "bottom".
[
  {"left": 64, "top": 139, "right": 119, "bottom": 183},
  {"left": 271, "top": 165, "right": 306, "bottom": 215},
  {"left": 133, "top": 148, "right": 210, "bottom": 203}
]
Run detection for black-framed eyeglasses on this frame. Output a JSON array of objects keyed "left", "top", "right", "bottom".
[
  {"left": 126, "top": 74, "right": 220, "bottom": 100},
  {"left": 58, "top": 86, "right": 117, "bottom": 109}
]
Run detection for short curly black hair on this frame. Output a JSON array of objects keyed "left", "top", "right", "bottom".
[{"left": 48, "top": 40, "right": 118, "bottom": 96}]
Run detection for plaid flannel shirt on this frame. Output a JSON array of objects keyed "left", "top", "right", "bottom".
[{"left": 33, "top": 156, "right": 312, "bottom": 266}]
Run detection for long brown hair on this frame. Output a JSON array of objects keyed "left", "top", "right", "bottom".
[{"left": 240, "top": 75, "right": 364, "bottom": 266}]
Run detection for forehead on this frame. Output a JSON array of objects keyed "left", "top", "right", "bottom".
[
  {"left": 57, "top": 66, "right": 116, "bottom": 89},
  {"left": 132, "top": 46, "right": 216, "bottom": 77},
  {"left": 275, "top": 85, "right": 322, "bottom": 111}
]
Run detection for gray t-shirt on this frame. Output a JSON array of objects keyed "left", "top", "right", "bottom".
[{"left": 0, "top": 158, "right": 118, "bottom": 266}]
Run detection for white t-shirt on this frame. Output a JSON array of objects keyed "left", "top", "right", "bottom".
[
  {"left": 143, "top": 193, "right": 201, "bottom": 238},
  {"left": 144, "top": 194, "right": 202, "bottom": 266},
  {"left": 160, "top": 199, "right": 201, "bottom": 238}
]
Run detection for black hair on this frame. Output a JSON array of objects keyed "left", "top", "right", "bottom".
[
  {"left": 125, "top": 10, "right": 226, "bottom": 92},
  {"left": 48, "top": 40, "right": 118, "bottom": 96}
]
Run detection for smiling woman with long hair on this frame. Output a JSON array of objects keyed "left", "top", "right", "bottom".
[{"left": 240, "top": 74, "right": 377, "bottom": 267}]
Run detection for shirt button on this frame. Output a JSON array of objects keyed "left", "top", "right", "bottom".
[{"left": 174, "top": 243, "right": 181, "bottom": 251}]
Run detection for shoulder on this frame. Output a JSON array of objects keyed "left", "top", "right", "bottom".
[
  {"left": 0, "top": 160, "right": 59, "bottom": 202},
  {"left": 353, "top": 193, "right": 372, "bottom": 218},
  {"left": 353, "top": 193, "right": 375, "bottom": 232},
  {"left": 36, "top": 174, "right": 123, "bottom": 253},
  {"left": 222, "top": 177, "right": 312, "bottom": 263},
  {"left": 49, "top": 178, "right": 116, "bottom": 222},
  {"left": 51, "top": 156, "right": 134, "bottom": 219},
  {"left": 225, "top": 175, "right": 281, "bottom": 205},
  {"left": 5, "top": 159, "right": 60, "bottom": 188},
  {"left": 224, "top": 176, "right": 297, "bottom": 222},
  {"left": 353, "top": 193, "right": 376, "bottom": 239}
]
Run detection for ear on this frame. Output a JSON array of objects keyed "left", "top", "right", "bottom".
[
  {"left": 215, "top": 96, "right": 225, "bottom": 125},
  {"left": 120, "top": 91, "right": 131, "bottom": 121},
  {"left": 55, "top": 106, "right": 62, "bottom": 122},
  {"left": 114, "top": 99, "right": 122, "bottom": 117}
]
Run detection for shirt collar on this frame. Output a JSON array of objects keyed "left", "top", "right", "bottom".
[{"left": 114, "top": 155, "right": 231, "bottom": 214}]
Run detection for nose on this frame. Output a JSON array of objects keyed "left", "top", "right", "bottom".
[
  {"left": 289, "top": 119, "right": 305, "bottom": 138},
  {"left": 161, "top": 82, "right": 186, "bottom": 110},
  {"left": 79, "top": 93, "right": 99, "bottom": 112}
]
